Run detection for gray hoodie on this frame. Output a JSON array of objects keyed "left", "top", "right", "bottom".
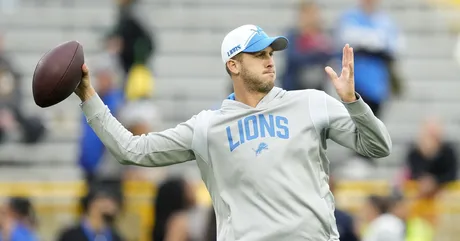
[{"left": 81, "top": 87, "right": 391, "bottom": 241}]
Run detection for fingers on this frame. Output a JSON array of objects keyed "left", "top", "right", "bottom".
[
  {"left": 349, "top": 46, "right": 354, "bottom": 64},
  {"left": 327, "top": 45, "right": 354, "bottom": 84},
  {"left": 341, "top": 65, "right": 350, "bottom": 79},
  {"left": 82, "top": 64, "right": 89, "bottom": 76},
  {"left": 82, "top": 63, "right": 88, "bottom": 72},
  {"left": 344, "top": 44, "right": 352, "bottom": 68},
  {"left": 325, "top": 66, "right": 339, "bottom": 82},
  {"left": 342, "top": 44, "right": 354, "bottom": 77},
  {"left": 349, "top": 47, "right": 354, "bottom": 76}
]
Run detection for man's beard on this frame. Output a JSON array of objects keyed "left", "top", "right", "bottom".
[{"left": 241, "top": 65, "right": 274, "bottom": 94}]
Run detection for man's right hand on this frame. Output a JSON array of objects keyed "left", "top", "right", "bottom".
[{"left": 74, "top": 64, "right": 96, "bottom": 102}]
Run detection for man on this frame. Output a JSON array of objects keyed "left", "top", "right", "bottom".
[
  {"left": 0, "top": 197, "right": 38, "bottom": 241},
  {"left": 111, "top": 0, "right": 155, "bottom": 78},
  {"left": 361, "top": 194, "right": 407, "bottom": 241},
  {"left": 403, "top": 117, "right": 456, "bottom": 227},
  {"left": 74, "top": 24, "right": 391, "bottom": 241},
  {"left": 57, "top": 190, "right": 124, "bottom": 241},
  {"left": 282, "top": 1, "right": 333, "bottom": 91},
  {"left": 405, "top": 117, "right": 457, "bottom": 198},
  {"left": 0, "top": 33, "right": 45, "bottom": 144},
  {"left": 335, "top": 0, "right": 403, "bottom": 117}
]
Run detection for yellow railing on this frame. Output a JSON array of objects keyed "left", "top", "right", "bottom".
[
  {"left": 427, "top": 0, "right": 460, "bottom": 7},
  {"left": 1, "top": 180, "right": 460, "bottom": 241},
  {"left": 427, "top": 0, "right": 460, "bottom": 33},
  {"left": 0, "top": 181, "right": 155, "bottom": 241}
]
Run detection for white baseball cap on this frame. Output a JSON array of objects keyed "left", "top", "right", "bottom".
[{"left": 221, "top": 24, "right": 289, "bottom": 64}]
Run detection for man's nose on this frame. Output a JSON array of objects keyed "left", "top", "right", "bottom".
[{"left": 266, "top": 56, "right": 274, "bottom": 68}]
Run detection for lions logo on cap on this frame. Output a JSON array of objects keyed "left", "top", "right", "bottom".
[{"left": 250, "top": 26, "right": 264, "bottom": 35}]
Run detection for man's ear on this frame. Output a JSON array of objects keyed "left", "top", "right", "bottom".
[{"left": 227, "top": 60, "right": 240, "bottom": 75}]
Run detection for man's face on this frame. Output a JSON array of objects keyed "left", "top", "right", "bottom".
[
  {"left": 362, "top": 199, "right": 380, "bottom": 222},
  {"left": 105, "top": 37, "right": 122, "bottom": 55},
  {"left": 0, "top": 201, "right": 19, "bottom": 227},
  {"left": 0, "top": 203, "right": 7, "bottom": 227},
  {"left": 360, "top": 0, "right": 379, "bottom": 12},
  {"left": 90, "top": 196, "right": 119, "bottom": 226},
  {"left": 393, "top": 199, "right": 409, "bottom": 220},
  {"left": 234, "top": 46, "right": 276, "bottom": 94},
  {"left": 299, "top": 3, "right": 321, "bottom": 29},
  {"left": 95, "top": 70, "right": 114, "bottom": 95}
]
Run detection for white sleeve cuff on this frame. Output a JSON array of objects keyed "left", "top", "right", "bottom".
[
  {"left": 342, "top": 93, "right": 373, "bottom": 116},
  {"left": 80, "top": 94, "right": 107, "bottom": 121}
]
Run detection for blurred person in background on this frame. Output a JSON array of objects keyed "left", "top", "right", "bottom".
[
  {"left": 77, "top": 58, "right": 124, "bottom": 188},
  {"left": 57, "top": 190, "right": 124, "bottom": 241},
  {"left": 117, "top": 99, "right": 164, "bottom": 182},
  {"left": 359, "top": 195, "right": 387, "bottom": 237},
  {"left": 98, "top": 34, "right": 124, "bottom": 82},
  {"left": 402, "top": 117, "right": 457, "bottom": 226},
  {"left": 404, "top": 117, "right": 457, "bottom": 197},
  {"left": 281, "top": 1, "right": 333, "bottom": 91},
  {"left": 110, "top": 0, "right": 155, "bottom": 79},
  {"left": 329, "top": 177, "right": 360, "bottom": 241},
  {"left": 335, "top": 0, "right": 404, "bottom": 118},
  {"left": 360, "top": 194, "right": 406, "bottom": 241},
  {"left": 151, "top": 177, "right": 199, "bottom": 241},
  {"left": 0, "top": 197, "right": 38, "bottom": 241},
  {"left": 0, "top": 33, "right": 45, "bottom": 144}
]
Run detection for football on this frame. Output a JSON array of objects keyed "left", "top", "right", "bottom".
[{"left": 32, "top": 40, "right": 84, "bottom": 108}]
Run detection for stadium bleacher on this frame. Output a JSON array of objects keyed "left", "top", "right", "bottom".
[
  {"left": 0, "top": 0, "right": 458, "bottom": 180},
  {"left": 0, "top": 0, "right": 460, "bottom": 241},
  {"left": 0, "top": 0, "right": 460, "bottom": 239}
]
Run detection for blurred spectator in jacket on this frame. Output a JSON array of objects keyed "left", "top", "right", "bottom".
[
  {"left": 0, "top": 33, "right": 45, "bottom": 144},
  {"left": 281, "top": 1, "right": 333, "bottom": 91},
  {"left": 403, "top": 117, "right": 457, "bottom": 227},
  {"left": 361, "top": 194, "right": 406, "bottom": 241},
  {"left": 335, "top": 0, "right": 404, "bottom": 117},
  {"left": 111, "top": 0, "right": 155, "bottom": 79},
  {"left": 0, "top": 197, "right": 38, "bottom": 241},
  {"left": 405, "top": 117, "right": 457, "bottom": 198},
  {"left": 57, "top": 189, "right": 125, "bottom": 241}
]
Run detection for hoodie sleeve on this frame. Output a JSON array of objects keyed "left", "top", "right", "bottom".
[
  {"left": 80, "top": 94, "right": 196, "bottom": 167},
  {"left": 323, "top": 92, "right": 392, "bottom": 158},
  {"left": 77, "top": 91, "right": 123, "bottom": 172}
]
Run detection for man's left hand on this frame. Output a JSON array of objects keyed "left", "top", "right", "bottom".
[{"left": 325, "top": 44, "right": 356, "bottom": 103}]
